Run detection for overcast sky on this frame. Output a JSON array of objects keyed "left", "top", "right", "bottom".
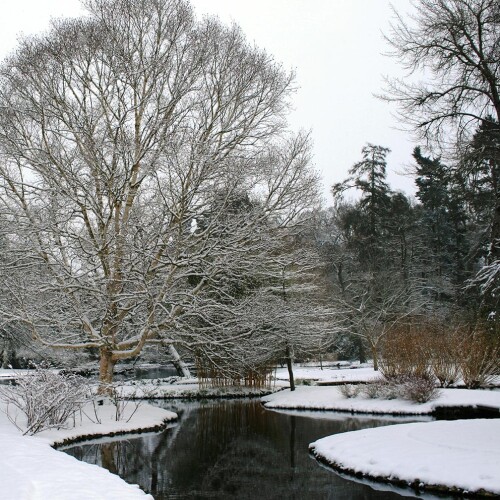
[{"left": 0, "top": 0, "right": 417, "bottom": 204}]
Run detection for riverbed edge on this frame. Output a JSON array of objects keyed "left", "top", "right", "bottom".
[
  {"left": 308, "top": 445, "right": 499, "bottom": 498},
  {"left": 49, "top": 416, "right": 175, "bottom": 448}
]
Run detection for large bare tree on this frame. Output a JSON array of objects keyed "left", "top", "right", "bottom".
[
  {"left": 383, "top": 0, "right": 499, "bottom": 145},
  {"left": 0, "top": 0, "right": 319, "bottom": 385}
]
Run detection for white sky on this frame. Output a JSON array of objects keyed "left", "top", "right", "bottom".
[{"left": 0, "top": 0, "right": 417, "bottom": 204}]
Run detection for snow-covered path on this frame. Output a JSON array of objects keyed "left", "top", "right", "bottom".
[{"left": 310, "top": 419, "right": 500, "bottom": 496}]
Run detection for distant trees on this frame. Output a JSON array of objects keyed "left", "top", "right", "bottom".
[
  {"left": 384, "top": 0, "right": 500, "bottom": 324},
  {"left": 325, "top": 145, "right": 425, "bottom": 368},
  {"left": 332, "top": 144, "right": 392, "bottom": 270},
  {"left": 0, "top": 0, "right": 320, "bottom": 386},
  {"left": 413, "top": 147, "right": 469, "bottom": 291}
]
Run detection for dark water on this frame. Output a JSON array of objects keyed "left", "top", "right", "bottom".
[
  {"left": 113, "top": 366, "right": 180, "bottom": 381},
  {"left": 63, "top": 400, "right": 442, "bottom": 499}
]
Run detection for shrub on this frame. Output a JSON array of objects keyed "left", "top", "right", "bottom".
[
  {"left": 338, "top": 384, "right": 361, "bottom": 398},
  {"left": 459, "top": 330, "right": 500, "bottom": 388},
  {"left": 363, "top": 380, "right": 386, "bottom": 399},
  {"left": 379, "top": 323, "right": 431, "bottom": 380},
  {"left": 0, "top": 368, "right": 89, "bottom": 434},
  {"left": 362, "top": 378, "right": 401, "bottom": 399},
  {"left": 399, "top": 374, "right": 440, "bottom": 403},
  {"left": 362, "top": 375, "right": 439, "bottom": 403},
  {"left": 428, "top": 327, "right": 462, "bottom": 388}
]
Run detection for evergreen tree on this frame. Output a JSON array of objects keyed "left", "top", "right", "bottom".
[
  {"left": 413, "top": 147, "right": 469, "bottom": 291},
  {"left": 332, "top": 144, "right": 392, "bottom": 270}
]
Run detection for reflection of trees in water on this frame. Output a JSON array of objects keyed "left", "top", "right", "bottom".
[{"left": 64, "top": 401, "right": 411, "bottom": 500}]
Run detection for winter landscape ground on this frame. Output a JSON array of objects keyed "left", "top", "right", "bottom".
[
  {"left": 1, "top": 365, "right": 499, "bottom": 498},
  {"left": 0, "top": 395, "right": 176, "bottom": 499}
]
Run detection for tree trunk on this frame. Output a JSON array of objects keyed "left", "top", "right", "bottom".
[
  {"left": 371, "top": 345, "right": 379, "bottom": 371},
  {"left": 98, "top": 348, "right": 116, "bottom": 394},
  {"left": 2, "top": 342, "right": 9, "bottom": 369},
  {"left": 285, "top": 345, "right": 295, "bottom": 391},
  {"left": 356, "top": 337, "right": 366, "bottom": 364},
  {"left": 167, "top": 344, "right": 191, "bottom": 378}
]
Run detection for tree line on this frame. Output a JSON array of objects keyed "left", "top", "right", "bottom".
[{"left": 0, "top": 0, "right": 498, "bottom": 386}]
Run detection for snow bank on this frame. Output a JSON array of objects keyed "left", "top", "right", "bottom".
[
  {"left": 39, "top": 400, "right": 176, "bottom": 446},
  {"left": 262, "top": 386, "right": 500, "bottom": 415},
  {"left": 0, "top": 400, "right": 177, "bottom": 499},
  {"left": 310, "top": 419, "right": 500, "bottom": 496}
]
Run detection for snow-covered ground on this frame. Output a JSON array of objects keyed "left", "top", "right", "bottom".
[
  {"left": 0, "top": 368, "right": 39, "bottom": 380},
  {"left": 274, "top": 364, "right": 379, "bottom": 385},
  {"left": 0, "top": 399, "right": 176, "bottom": 499},
  {"left": 310, "top": 419, "right": 500, "bottom": 496},
  {"left": 262, "top": 385, "right": 500, "bottom": 414}
]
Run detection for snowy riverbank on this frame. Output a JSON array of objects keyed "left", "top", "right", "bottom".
[
  {"left": 262, "top": 385, "right": 500, "bottom": 415},
  {"left": 310, "top": 419, "right": 500, "bottom": 497},
  {"left": 0, "top": 400, "right": 177, "bottom": 499}
]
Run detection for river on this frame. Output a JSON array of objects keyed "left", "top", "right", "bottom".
[{"left": 63, "top": 399, "right": 448, "bottom": 499}]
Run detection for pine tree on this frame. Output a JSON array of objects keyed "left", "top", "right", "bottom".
[{"left": 332, "top": 144, "right": 392, "bottom": 270}]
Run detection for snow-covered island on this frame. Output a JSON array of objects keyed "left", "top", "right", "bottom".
[
  {"left": 0, "top": 398, "right": 177, "bottom": 499},
  {"left": 310, "top": 419, "right": 500, "bottom": 497}
]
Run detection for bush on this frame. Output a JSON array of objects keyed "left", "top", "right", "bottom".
[
  {"left": 379, "top": 323, "right": 431, "bottom": 380},
  {"left": 459, "top": 330, "right": 500, "bottom": 388},
  {"left": 365, "top": 378, "right": 403, "bottom": 399},
  {"left": 399, "top": 375, "right": 440, "bottom": 403},
  {"left": 425, "top": 323, "right": 462, "bottom": 387},
  {"left": 362, "top": 375, "right": 439, "bottom": 403},
  {"left": 379, "top": 318, "right": 500, "bottom": 389},
  {"left": 363, "top": 380, "right": 386, "bottom": 399},
  {"left": 338, "top": 384, "right": 361, "bottom": 398},
  {"left": 0, "top": 368, "right": 89, "bottom": 434}
]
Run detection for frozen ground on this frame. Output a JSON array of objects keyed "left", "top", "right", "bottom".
[
  {"left": 0, "top": 398, "right": 176, "bottom": 499},
  {"left": 310, "top": 419, "right": 500, "bottom": 496}
]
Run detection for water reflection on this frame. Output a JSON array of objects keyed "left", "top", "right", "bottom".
[{"left": 64, "top": 400, "right": 438, "bottom": 499}]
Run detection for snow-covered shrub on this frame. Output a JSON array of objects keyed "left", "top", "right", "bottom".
[
  {"left": 362, "top": 379, "right": 397, "bottom": 399},
  {"left": 0, "top": 368, "right": 89, "bottom": 434},
  {"left": 108, "top": 385, "right": 144, "bottom": 422},
  {"left": 459, "top": 331, "right": 500, "bottom": 388},
  {"left": 378, "top": 379, "right": 403, "bottom": 400},
  {"left": 363, "top": 375, "right": 439, "bottom": 403},
  {"left": 399, "top": 375, "right": 440, "bottom": 403},
  {"left": 338, "top": 384, "right": 361, "bottom": 398}
]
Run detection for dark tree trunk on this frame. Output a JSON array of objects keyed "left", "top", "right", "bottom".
[
  {"left": 371, "top": 345, "right": 379, "bottom": 371},
  {"left": 285, "top": 345, "right": 295, "bottom": 391}
]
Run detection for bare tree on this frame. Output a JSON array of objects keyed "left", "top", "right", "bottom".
[
  {"left": 0, "top": 0, "right": 320, "bottom": 387},
  {"left": 331, "top": 274, "right": 423, "bottom": 370},
  {"left": 383, "top": 0, "right": 500, "bottom": 147}
]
